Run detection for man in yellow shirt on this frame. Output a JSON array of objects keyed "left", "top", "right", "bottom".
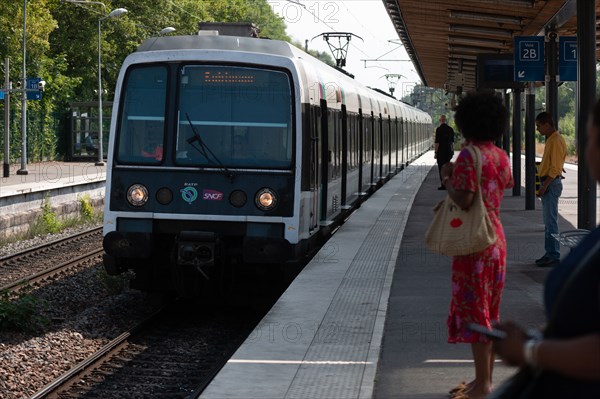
[{"left": 535, "top": 112, "right": 567, "bottom": 267}]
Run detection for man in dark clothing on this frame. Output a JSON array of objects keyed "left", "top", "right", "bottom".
[{"left": 434, "top": 115, "right": 455, "bottom": 190}]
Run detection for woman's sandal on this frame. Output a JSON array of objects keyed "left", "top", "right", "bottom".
[{"left": 448, "top": 381, "right": 467, "bottom": 395}]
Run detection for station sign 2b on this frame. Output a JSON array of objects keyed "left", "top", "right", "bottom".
[{"left": 514, "top": 36, "right": 545, "bottom": 82}]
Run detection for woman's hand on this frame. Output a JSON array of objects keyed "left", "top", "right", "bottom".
[
  {"left": 492, "top": 321, "right": 529, "bottom": 367},
  {"left": 441, "top": 162, "right": 454, "bottom": 180}
]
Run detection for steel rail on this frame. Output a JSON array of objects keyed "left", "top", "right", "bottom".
[
  {"left": 29, "top": 308, "right": 166, "bottom": 399},
  {"left": 0, "top": 226, "right": 102, "bottom": 263},
  {"left": 1, "top": 248, "right": 103, "bottom": 293}
]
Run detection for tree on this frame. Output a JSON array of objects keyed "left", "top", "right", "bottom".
[
  {"left": 292, "top": 41, "right": 335, "bottom": 66},
  {"left": 0, "top": 0, "right": 328, "bottom": 161},
  {"left": 1, "top": 0, "right": 62, "bottom": 161}
]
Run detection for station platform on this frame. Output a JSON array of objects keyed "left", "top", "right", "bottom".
[
  {"left": 0, "top": 161, "right": 105, "bottom": 197},
  {"left": 200, "top": 151, "right": 598, "bottom": 399},
  {"left": 0, "top": 161, "right": 106, "bottom": 236}
]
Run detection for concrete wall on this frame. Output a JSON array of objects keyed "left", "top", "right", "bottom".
[{"left": 0, "top": 183, "right": 105, "bottom": 238}]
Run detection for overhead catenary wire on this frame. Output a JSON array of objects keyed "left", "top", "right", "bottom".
[
  {"left": 166, "top": 0, "right": 204, "bottom": 20},
  {"left": 276, "top": 0, "right": 388, "bottom": 71},
  {"left": 64, "top": 0, "right": 177, "bottom": 36}
]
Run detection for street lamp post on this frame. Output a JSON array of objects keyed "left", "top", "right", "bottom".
[
  {"left": 17, "top": 0, "right": 28, "bottom": 175},
  {"left": 96, "top": 7, "right": 127, "bottom": 165},
  {"left": 63, "top": 1, "right": 127, "bottom": 165}
]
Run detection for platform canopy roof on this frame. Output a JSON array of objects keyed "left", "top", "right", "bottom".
[{"left": 382, "top": 0, "right": 597, "bottom": 93}]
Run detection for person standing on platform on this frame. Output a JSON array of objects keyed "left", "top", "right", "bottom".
[
  {"left": 435, "top": 115, "right": 455, "bottom": 190},
  {"left": 491, "top": 100, "right": 600, "bottom": 399},
  {"left": 534, "top": 112, "right": 566, "bottom": 268},
  {"left": 439, "top": 91, "right": 514, "bottom": 399}
]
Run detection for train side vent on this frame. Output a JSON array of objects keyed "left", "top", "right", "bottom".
[{"left": 197, "top": 22, "right": 259, "bottom": 38}]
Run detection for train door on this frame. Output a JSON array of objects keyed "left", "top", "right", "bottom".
[
  {"left": 347, "top": 113, "right": 359, "bottom": 205},
  {"left": 369, "top": 112, "right": 376, "bottom": 186},
  {"left": 386, "top": 115, "right": 396, "bottom": 176},
  {"left": 413, "top": 121, "right": 417, "bottom": 159},
  {"left": 310, "top": 106, "right": 320, "bottom": 232},
  {"left": 341, "top": 105, "right": 348, "bottom": 206},
  {"left": 407, "top": 119, "right": 412, "bottom": 163},
  {"left": 378, "top": 114, "right": 384, "bottom": 181},
  {"left": 358, "top": 109, "right": 364, "bottom": 195},
  {"left": 320, "top": 99, "right": 329, "bottom": 222},
  {"left": 399, "top": 117, "right": 404, "bottom": 167},
  {"left": 407, "top": 119, "right": 415, "bottom": 162},
  {"left": 393, "top": 117, "right": 399, "bottom": 172}
]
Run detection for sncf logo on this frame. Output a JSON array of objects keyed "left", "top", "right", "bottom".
[{"left": 202, "top": 189, "right": 224, "bottom": 201}]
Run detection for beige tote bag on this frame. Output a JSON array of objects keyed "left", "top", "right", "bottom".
[{"left": 425, "top": 145, "right": 497, "bottom": 256}]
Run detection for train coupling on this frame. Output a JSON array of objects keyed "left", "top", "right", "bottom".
[{"left": 175, "top": 231, "right": 218, "bottom": 277}]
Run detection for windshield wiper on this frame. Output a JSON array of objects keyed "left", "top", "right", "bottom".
[{"left": 185, "top": 113, "right": 235, "bottom": 182}]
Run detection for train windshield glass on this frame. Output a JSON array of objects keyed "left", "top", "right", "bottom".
[
  {"left": 176, "top": 65, "right": 293, "bottom": 169},
  {"left": 117, "top": 65, "right": 167, "bottom": 164}
]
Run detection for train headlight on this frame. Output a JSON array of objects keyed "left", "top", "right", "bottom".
[
  {"left": 255, "top": 188, "right": 278, "bottom": 211},
  {"left": 127, "top": 184, "right": 149, "bottom": 207}
]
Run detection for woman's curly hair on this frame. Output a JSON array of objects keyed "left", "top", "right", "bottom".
[{"left": 454, "top": 91, "right": 509, "bottom": 142}]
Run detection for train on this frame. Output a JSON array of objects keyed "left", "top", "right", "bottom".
[{"left": 102, "top": 32, "right": 432, "bottom": 295}]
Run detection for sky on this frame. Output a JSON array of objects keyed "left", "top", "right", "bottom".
[{"left": 266, "top": 0, "right": 422, "bottom": 98}]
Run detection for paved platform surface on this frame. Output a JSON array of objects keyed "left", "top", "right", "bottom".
[
  {"left": 0, "top": 161, "right": 106, "bottom": 198},
  {"left": 374, "top": 157, "right": 599, "bottom": 398},
  {"left": 201, "top": 151, "right": 599, "bottom": 399}
]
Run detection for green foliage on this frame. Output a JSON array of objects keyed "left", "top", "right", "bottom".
[
  {"left": 292, "top": 41, "right": 335, "bottom": 66},
  {"left": 41, "top": 194, "right": 61, "bottom": 233},
  {"left": 1, "top": 0, "right": 290, "bottom": 162},
  {"left": 29, "top": 194, "right": 62, "bottom": 235},
  {"left": 402, "top": 84, "right": 455, "bottom": 123},
  {"left": 560, "top": 110, "right": 576, "bottom": 138},
  {"left": 0, "top": 289, "right": 49, "bottom": 332},
  {"left": 564, "top": 135, "right": 577, "bottom": 156},
  {"left": 79, "top": 194, "right": 95, "bottom": 221}
]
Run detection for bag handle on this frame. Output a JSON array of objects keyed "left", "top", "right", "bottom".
[{"left": 463, "top": 144, "right": 483, "bottom": 190}]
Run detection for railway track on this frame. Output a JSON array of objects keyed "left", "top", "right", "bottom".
[
  {"left": 1, "top": 225, "right": 283, "bottom": 399},
  {"left": 0, "top": 227, "right": 103, "bottom": 292},
  {"left": 30, "top": 302, "right": 261, "bottom": 399},
  {"left": 1, "top": 248, "right": 104, "bottom": 294}
]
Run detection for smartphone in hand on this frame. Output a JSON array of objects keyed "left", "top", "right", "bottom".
[{"left": 466, "top": 323, "right": 507, "bottom": 340}]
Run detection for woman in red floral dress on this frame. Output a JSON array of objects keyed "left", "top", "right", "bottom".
[{"left": 440, "top": 91, "right": 514, "bottom": 399}]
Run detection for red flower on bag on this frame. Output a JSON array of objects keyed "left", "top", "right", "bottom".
[{"left": 450, "top": 218, "right": 463, "bottom": 228}]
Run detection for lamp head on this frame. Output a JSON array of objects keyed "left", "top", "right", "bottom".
[
  {"left": 107, "top": 8, "right": 128, "bottom": 18},
  {"left": 159, "top": 27, "right": 176, "bottom": 35}
]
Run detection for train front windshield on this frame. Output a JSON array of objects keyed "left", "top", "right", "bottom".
[
  {"left": 177, "top": 65, "right": 292, "bottom": 168},
  {"left": 117, "top": 65, "right": 293, "bottom": 168}
]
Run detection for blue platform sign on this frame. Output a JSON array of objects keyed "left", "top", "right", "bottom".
[
  {"left": 26, "top": 77, "right": 42, "bottom": 100},
  {"left": 559, "top": 36, "right": 577, "bottom": 81},
  {"left": 0, "top": 90, "right": 4, "bottom": 100},
  {"left": 514, "top": 36, "right": 545, "bottom": 82}
]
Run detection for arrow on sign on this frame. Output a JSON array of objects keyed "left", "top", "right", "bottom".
[{"left": 518, "top": 71, "right": 525, "bottom": 78}]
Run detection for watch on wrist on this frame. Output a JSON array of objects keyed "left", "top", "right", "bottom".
[{"left": 523, "top": 339, "right": 541, "bottom": 367}]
